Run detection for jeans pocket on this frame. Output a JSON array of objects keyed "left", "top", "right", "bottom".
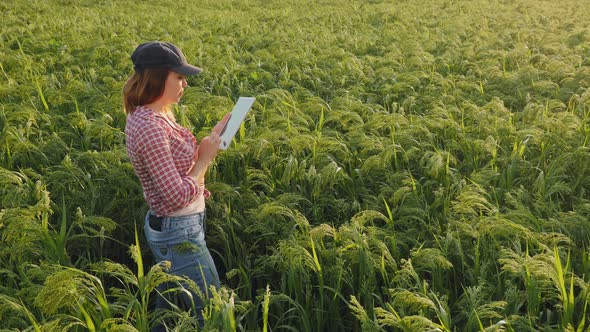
[
  {"left": 147, "top": 242, "right": 172, "bottom": 263},
  {"left": 148, "top": 214, "right": 164, "bottom": 231},
  {"left": 169, "top": 237, "right": 203, "bottom": 271},
  {"left": 170, "top": 237, "right": 220, "bottom": 289}
]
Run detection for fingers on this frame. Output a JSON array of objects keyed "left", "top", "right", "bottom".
[
  {"left": 198, "top": 133, "right": 223, "bottom": 162},
  {"left": 207, "top": 132, "right": 222, "bottom": 146},
  {"left": 212, "top": 113, "right": 231, "bottom": 135},
  {"left": 199, "top": 113, "right": 229, "bottom": 163},
  {"left": 200, "top": 134, "right": 220, "bottom": 147}
]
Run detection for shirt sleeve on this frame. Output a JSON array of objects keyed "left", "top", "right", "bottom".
[{"left": 138, "top": 120, "right": 203, "bottom": 213}]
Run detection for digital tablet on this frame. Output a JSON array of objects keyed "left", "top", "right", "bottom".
[{"left": 219, "top": 97, "right": 256, "bottom": 150}]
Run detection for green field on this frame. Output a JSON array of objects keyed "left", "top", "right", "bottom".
[{"left": 2, "top": 0, "right": 590, "bottom": 330}]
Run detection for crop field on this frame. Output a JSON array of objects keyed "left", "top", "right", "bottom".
[{"left": 1, "top": 0, "right": 590, "bottom": 330}]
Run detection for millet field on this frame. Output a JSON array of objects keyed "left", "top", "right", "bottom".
[{"left": 2, "top": 0, "right": 590, "bottom": 331}]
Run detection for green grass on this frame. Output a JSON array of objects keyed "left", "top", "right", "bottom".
[{"left": 1, "top": 0, "right": 590, "bottom": 330}]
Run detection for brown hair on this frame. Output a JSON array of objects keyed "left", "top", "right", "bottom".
[{"left": 122, "top": 68, "right": 169, "bottom": 114}]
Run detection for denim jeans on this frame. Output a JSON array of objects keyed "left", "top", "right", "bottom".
[{"left": 144, "top": 210, "right": 220, "bottom": 329}]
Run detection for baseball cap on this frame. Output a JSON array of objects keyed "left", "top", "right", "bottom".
[{"left": 131, "top": 41, "right": 202, "bottom": 76}]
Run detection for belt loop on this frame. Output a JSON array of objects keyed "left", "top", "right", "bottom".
[{"left": 161, "top": 216, "right": 169, "bottom": 231}]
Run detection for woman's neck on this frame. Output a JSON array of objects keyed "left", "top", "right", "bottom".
[
  {"left": 145, "top": 101, "right": 167, "bottom": 113},
  {"left": 146, "top": 103, "right": 175, "bottom": 122}
]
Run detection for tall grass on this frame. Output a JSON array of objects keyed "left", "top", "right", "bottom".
[{"left": 2, "top": 0, "right": 590, "bottom": 330}]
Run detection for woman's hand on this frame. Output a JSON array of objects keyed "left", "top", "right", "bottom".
[
  {"left": 213, "top": 112, "right": 232, "bottom": 135},
  {"left": 196, "top": 135, "right": 221, "bottom": 163},
  {"left": 189, "top": 113, "right": 231, "bottom": 182},
  {"left": 195, "top": 113, "right": 231, "bottom": 163}
]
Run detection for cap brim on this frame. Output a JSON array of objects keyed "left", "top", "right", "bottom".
[{"left": 172, "top": 64, "right": 203, "bottom": 76}]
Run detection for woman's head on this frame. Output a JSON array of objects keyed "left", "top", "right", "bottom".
[{"left": 123, "top": 41, "right": 202, "bottom": 114}]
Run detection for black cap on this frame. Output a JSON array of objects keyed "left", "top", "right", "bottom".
[{"left": 131, "top": 41, "right": 202, "bottom": 76}]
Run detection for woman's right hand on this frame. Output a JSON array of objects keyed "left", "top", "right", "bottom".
[
  {"left": 196, "top": 134, "right": 221, "bottom": 163},
  {"left": 196, "top": 113, "right": 231, "bottom": 163}
]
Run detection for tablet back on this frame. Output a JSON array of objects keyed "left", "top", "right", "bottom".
[{"left": 219, "top": 97, "right": 256, "bottom": 150}]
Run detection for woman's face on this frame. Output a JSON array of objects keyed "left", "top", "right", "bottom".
[{"left": 160, "top": 71, "right": 188, "bottom": 106}]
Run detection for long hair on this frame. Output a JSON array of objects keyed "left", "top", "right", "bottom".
[{"left": 122, "top": 68, "right": 169, "bottom": 114}]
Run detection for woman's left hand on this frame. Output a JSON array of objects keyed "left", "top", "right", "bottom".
[{"left": 212, "top": 113, "right": 231, "bottom": 135}]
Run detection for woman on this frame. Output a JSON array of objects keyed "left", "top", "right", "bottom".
[{"left": 123, "top": 41, "right": 230, "bottom": 328}]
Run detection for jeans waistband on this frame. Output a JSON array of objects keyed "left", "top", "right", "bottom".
[
  {"left": 164, "top": 211, "right": 205, "bottom": 228},
  {"left": 145, "top": 210, "right": 206, "bottom": 244}
]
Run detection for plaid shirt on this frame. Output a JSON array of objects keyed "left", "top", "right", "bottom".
[{"left": 125, "top": 106, "right": 209, "bottom": 217}]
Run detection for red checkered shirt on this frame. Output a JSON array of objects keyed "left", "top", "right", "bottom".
[{"left": 125, "top": 106, "right": 209, "bottom": 217}]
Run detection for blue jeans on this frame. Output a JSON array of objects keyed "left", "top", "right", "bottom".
[{"left": 144, "top": 210, "right": 220, "bottom": 329}]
